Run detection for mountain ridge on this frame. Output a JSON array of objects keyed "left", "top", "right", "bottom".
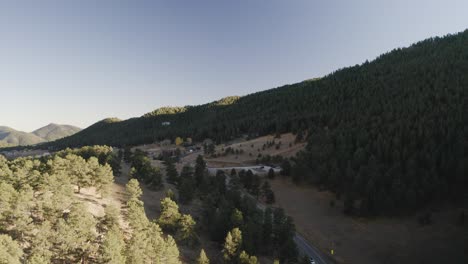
[
  {"left": 0, "top": 123, "right": 81, "bottom": 147},
  {"left": 32, "top": 123, "right": 82, "bottom": 141},
  {"left": 38, "top": 30, "right": 467, "bottom": 150}
]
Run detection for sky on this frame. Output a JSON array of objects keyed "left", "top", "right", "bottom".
[{"left": 1, "top": 0, "right": 467, "bottom": 132}]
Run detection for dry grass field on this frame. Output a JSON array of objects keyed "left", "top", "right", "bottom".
[
  {"left": 204, "top": 133, "right": 306, "bottom": 167},
  {"left": 269, "top": 177, "right": 468, "bottom": 264}
]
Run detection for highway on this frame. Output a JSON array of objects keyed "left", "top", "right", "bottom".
[{"left": 294, "top": 234, "right": 329, "bottom": 264}]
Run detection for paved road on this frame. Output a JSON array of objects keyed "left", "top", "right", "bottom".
[
  {"left": 256, "top": 197, "right": 330, "bottom": 263},
  {"left": 207, "top": 165, "right": 281, "bottom": 176},
  {"left": 294, "top": 234, "right": 329, "bottom": 264}
]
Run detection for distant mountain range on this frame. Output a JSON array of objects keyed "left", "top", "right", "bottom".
[{"left": 0, "top": 123, "right": 81, "bottom": 147}]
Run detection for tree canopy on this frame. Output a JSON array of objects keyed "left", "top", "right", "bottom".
[{"left": 0, "top": 146, "right": 181, "bottom": 263}]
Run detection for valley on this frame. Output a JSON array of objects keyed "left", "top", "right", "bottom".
[
  {"left": 0, "top": 27, "right": 467, "bottom": 264},
  {"left": 126, "top": 134, "right": 468, "bottom": 264}
]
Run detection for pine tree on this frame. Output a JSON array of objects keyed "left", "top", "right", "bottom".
[
  {"left": 11, "top": 184, "right": 35, "bottom": 239},
  {"left": 126, "top": 198, "right": 148, "bottom": 231},
  {"left": 100, "top": 225, "right": 126, "bottom": 264},
  {"left": 280, "top": 160, "right": 291, "bottom": 176},
  {"left": 300, "top": 255, "right": 310, "bottom": 264},
  {"left": 125, "top": 179, "right": 149, "bottom": 231},
  {"left": 262, "top": 207, "right": 273, "bottom": 250},
  {"left": 94, "top": 163, "right": 114, "bottom": 197},
  {"left": 28, "top": 221, "right": 53, "bottom": 263},
  {"left": 230, "top": 208, "right": 244, "bottom": 227},
  {"left": 102, "top": 204, "right": 120, "bottom": 230},
  {"left": 123, "top": 147, "right": 132, "bottom": 163},
  {"left": 126, "top": 179, "right": 143, "bottom": 201},
  {"left": 27, "top": 255, "right": 50, "bottom": 264},
  {"left": 55, "top": 203, "right": 97, "bottom": 262},
  {"left": 126, "top": 218, "right": 181, "bottom": 264},
  {"left": 250, "top": 175, "right": 261, "bottom": 198},
  {"left": 144, "top": 222, "right": 167, "bottom": 261},
  {"left": 66, "top": 154, "right": 92, "bottom": 193},
  {"left": 239, "top": 250, "right": 258, "bottom": 264},
  {"left": 165, "top": 189, "right": 177, "bottom": 201},
  {"left": 0, "top": 182, "right": 16, "bottom": 230},
  {"left": 158, "top": 197, "right": 181, "bottom": 232},
  {"left": 166, "top": 160, "right": 179, "bottom": 185},
  {"left": 197, "top": 249, "right": 210, "bottom": 264},
  {"left": 195, "top": 155, "right": 206, "bottom": 187},
  {"left": 39, "top": 171, "right": 75, "bottom": 221},
  {"left": 180, "top": 165, "right": 194, "bottom": 180},
  {"left": 161, "top": 235, "right": 181, "bottom": 264},
  {"left": 268, "top": 168, "right": 275, "bottom": 179},
  {"left": 280, "top": 238, "right": 298, "bottom": 263},
  {"left": 148, "top": 166, "right": 164, "bottom": 190},
  {"left": 0, "top": 234, "right": 23, "bottom": 264},
  {"left": 129, "top": 167, "right": 137, "bottom": 178},
  {"left": 176, "top": 214, "right": 197, "bottom": 245},
  {"left": 179, "top": 179, "right": 195, "bottom": 204},
  {"left": 222, "top": 228, "right": 242, "bottom": 262},
  {"left": 262, "top": 181, "right": 275, "bottom": 204},
  {"left": 178, "top": 166, "right": 195, "bottom": 204},
  {"left": 125, "top": 229, "right": 146, "bottom": 264},
  {"left": 215, "top": 170, "right": 227, "bottom": 195},
  {"left": 107, "top": 153, "right": 122, "bottom": 176},
  {"left": 229, "top": 174, "right": 241, "bottom": 191}
]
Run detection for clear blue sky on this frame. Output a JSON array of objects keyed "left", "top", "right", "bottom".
[{"left": 1, "top": 0, "right": 467, "bottom": 131}]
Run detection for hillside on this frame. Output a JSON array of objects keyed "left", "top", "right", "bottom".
[
  {"left": 0, "top": 126, "right": 45, "bottom": 147},
  {"left": 32, "top": 123, "right": 82, "bottom": 141},
  {"left": 0, "top": 124, "right": 81, "bottom": 147},
  {"left": 45, "top": 30, "right": 467, "bottom": 150},
  {"left": 39, "top": 30, "right": 468, "bottom": 214}
]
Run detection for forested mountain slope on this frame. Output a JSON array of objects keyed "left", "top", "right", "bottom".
[
  {"left": 41, "top": 30, "right": 468, "bottom": 214},
  {"left": 46, "top": 30, "right": 466, "bottom": 150}
]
